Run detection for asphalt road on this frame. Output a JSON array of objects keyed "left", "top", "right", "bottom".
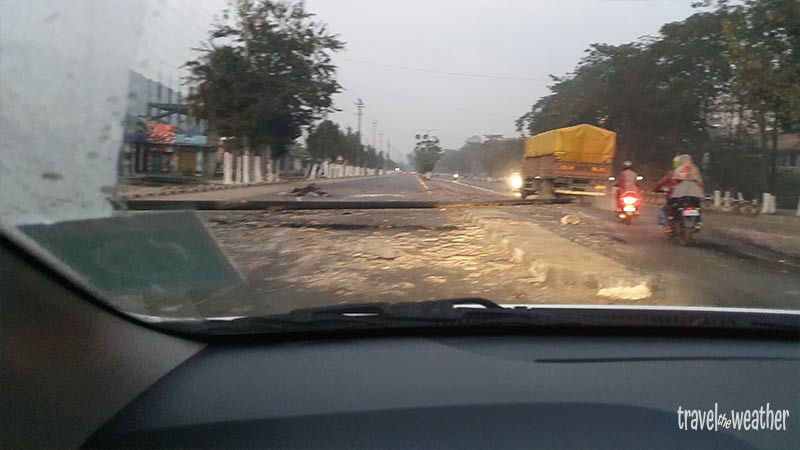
[
  {"left": 504, "top": 202, "right": 799, "bottom": 309},
  {"left": 125, "top": 174, "right": 797, "bottom": 314},
  {"left": 148, "top": 174, "right": 514, "bottom": 203}
]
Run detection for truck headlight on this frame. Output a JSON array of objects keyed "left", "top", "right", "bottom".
[{"left": 509, "top": 174, "right": 523, "bottom": 190}]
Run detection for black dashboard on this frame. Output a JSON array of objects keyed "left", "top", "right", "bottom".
[{"left": 84, "top": 335, "right": 798, "bottom": 449}]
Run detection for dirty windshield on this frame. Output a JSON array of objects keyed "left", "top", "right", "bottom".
[{"left": 1, "top": 0, "right": 798, "bottom": 326}]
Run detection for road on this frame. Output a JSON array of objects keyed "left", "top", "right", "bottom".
[
  {"left": 142, "top": 173, "right": 514, "bottom": 203},
  {"left": 124, "top": 174, "right": 799, "bottom": 316}
]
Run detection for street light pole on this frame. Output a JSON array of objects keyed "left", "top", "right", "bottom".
[{"left": 355, "top": 98, "right": 364, "bottom": 143}]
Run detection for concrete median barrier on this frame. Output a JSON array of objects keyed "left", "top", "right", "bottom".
[{"left": 463, "top": 209, "right": 652, "bottom": 301}]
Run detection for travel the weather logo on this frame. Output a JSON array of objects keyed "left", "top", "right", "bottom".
[{"left": 677, "top": 404, "right": 790, "bottom": 431}]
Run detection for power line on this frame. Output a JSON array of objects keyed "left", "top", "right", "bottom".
[
  {"left": 338, "top": 56, "right": 549, "bottom": 82},
  {"left": 340, "top": 80, "right": 519, "bottom": 120},
  {"left": 152, "top": 0, "right": 211, "bottom": 33},
  {"left": 173, "top": 0, "right": 216, "bottom": 25}
]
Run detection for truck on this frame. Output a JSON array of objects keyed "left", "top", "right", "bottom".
[{"left": 519, "top": 124, "right": 616, "bottom": 199}]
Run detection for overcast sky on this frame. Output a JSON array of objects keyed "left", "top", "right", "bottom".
[{"left": 136, "top": 0, "right": 700, "bottom": 162}]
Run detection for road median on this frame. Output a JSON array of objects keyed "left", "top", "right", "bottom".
[{"left": 463, "top": 209, "right": 652, "bottom": 301}]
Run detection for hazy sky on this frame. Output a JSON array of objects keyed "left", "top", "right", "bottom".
[{"left": 135, "top": 0, "right": 700, "bottom": 161}]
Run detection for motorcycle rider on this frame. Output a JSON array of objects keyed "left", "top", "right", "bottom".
[
  {"left": 614, "top": 160, "right": 640, "bottom": 212},
  {"left": 654, "top": 154, "right": 704, "bottom": 232},
  {"left": 615, "top": 160, "right": 640, "bottom": 192}
]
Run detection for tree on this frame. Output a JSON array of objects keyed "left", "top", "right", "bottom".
[
  {"left": 433, "top": 136, "right": 522, "bottom": 177},
  {"left": 305, "top": 119, "right": 386, "bottom": 168},
  {"left": 721, "top": 0, "right": 800, "bottom": 190},
  {"left": 186, "top": 0, "right": 344, "bottom": 159},
  {"left": 413, "top": 137, "right": 443, "bottom": 173},
  {"left": 516, "top": 0, "right": 799, "bottom": 192},
  {"left": 306, "top": 120, "right": 343, "bottom": 160},
  {"left": 480, "top": 136, "right": 523, "bottom": 177}
]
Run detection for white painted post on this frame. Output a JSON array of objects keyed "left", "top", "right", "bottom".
[
  {"left": 713, "top": 190, "right": 721, "bottom": 209},
  {"left": 253, "top": 156, "right": 262, "bottom": 183},
  {"left": 266, "top": 158, "right": 274, "bottom": 183},
  {"left": 308, "top": 163, "right": 319, "bottom": 180},
  {"left": 761, "top": 193, "right": 771, "bottom": 214},
  {"left": 223, "top": 152, "right": 233, "bottom": 185},
  {"left": 768, "top": 194, "right": 777, "bottom": 214},
  {"left": 323, "top": 161, "right": 330, "bottom": 178},
  {"left": 723, "top": 191, "right": 732, "bottom": 210},
  {"left": 242, "top": 152, "right": 250, "bottom": 184},
  {"left": 235, "top": 156, "right": 243, "bottom": 184}
]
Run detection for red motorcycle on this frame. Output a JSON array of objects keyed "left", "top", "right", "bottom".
[{"left": 616, "top": 191, "right": 641, "bottom": 225}]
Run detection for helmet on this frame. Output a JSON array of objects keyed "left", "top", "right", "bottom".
[
  {"left": 672, "top": 155, "right": 681, "bottom": 169},
  {"left": 622, "top": 160, "right": 633, "bottom": 169}
]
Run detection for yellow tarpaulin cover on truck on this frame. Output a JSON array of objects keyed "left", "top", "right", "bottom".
[{"left": 525, "top": 124, "right": 616, "bottom": 164}]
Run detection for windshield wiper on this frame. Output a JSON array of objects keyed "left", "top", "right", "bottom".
[
  {"left": 155, "top": 298, "right": 800, "bottom": 339},
  {"left": 157, "top": 298, "right": 630, "bottom": 336}
]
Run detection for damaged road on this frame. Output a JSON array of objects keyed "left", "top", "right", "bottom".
[
  {"left": 178, "top": 209, "right": 614, "bottom": 318},
  {"left": 124, "top": 199, "right": 796, "bottom": 318}
]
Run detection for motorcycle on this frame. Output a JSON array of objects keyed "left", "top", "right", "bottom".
[
  {"left": 665, "top": 196, "right": 702, "bottom": 245},
  {"left": 616, "top": 191, "right": 641, "bottom": 225}
]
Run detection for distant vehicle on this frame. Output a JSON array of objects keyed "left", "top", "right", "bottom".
[
  {"left": 519, "top": 124, "right": 616, "bottom": 199},
  {"left": 452, "top": 173, "right": 460, "bottom": 181},
  {"left": 409, "top": 171, "right": 417, "bottom": 175}
]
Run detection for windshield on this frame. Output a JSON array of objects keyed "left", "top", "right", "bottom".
[{"left": 1, "top": 0, "right": 798, "bottom": 329}]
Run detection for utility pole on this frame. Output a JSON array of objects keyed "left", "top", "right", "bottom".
[
  {"left": 371, "top": 120, "right": 378, "bottom": 149},
  {"left": 379, "top": 132, "right": 384, "bottom": 154},
  {"left": 355, "top": 98, "right": 365, "bottom": 143}
]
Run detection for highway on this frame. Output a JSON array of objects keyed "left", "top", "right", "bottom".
[
  {"left": 126, "top": 174, "right": 799, "bottom": 317},
  {"left": 140, "top": 173, "right": 514, "bottom": 203}
]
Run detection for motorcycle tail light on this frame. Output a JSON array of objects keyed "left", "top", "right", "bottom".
[{"left": 622, "top": 196, "right": 638, "bottom": 205}]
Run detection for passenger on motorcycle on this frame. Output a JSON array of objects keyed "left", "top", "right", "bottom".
[{"left": 654, "top": 154, "right": 704, "bottom": 232}]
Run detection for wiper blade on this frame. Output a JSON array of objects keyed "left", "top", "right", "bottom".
[
  {"left": 168, "top": 298, "right": 596, "bottom": 336},
  {"left": 157, "top": 299, "right": 800, "bottom": 338}
]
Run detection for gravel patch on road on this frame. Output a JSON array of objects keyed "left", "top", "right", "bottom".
[{"left": 196, "top": 210, "right": 605, "bottom": 315}]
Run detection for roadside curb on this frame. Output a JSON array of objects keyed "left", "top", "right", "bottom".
[
  {"left": 117, "top": 175, "right": 398, "bottom": 200},
  {"left": 118, "top": 181, "right": 277, "bottom": 200},
  {"left": 463, "top": 209, "right": 653, "bottom": 301}
]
